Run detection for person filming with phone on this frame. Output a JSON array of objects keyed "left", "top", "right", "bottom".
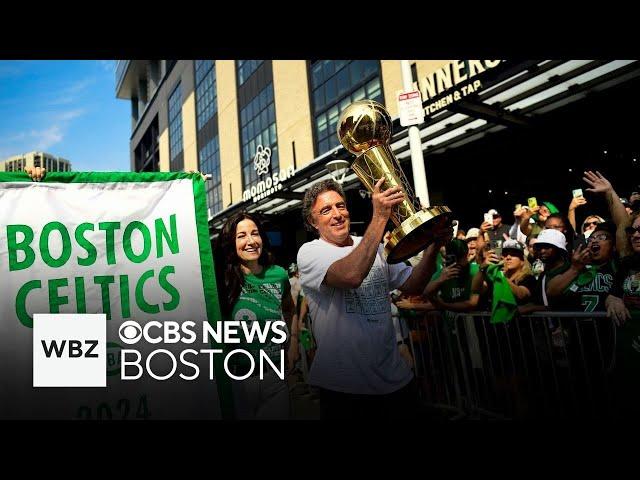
[
  {"left": 478, "top": 209, "right": 512, "bottom": 254},
  {"left": 424, "top": 239, "right": 481, "bottom": 312},
  {"left": 473, "top": 240, "right": 537, "bottom": 312}
]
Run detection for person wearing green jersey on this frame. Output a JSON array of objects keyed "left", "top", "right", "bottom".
[
  {"left": 217, "top": 212, "right": 298, "bottom": 420},
  {"left": 547, "top": 221, "right": 618, "bottom": 313},
  {"left": 424, "top": 239, "right": 480, "bottom": 312},
  {"left": 546, "top": 221, "right": 618, "bottom": 416}
]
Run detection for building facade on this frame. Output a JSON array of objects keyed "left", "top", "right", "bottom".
[
  {"left": 0, "top": 151, "right": 72, "bottom": 172},
  {"left": 116, "top": 60, "right": 455, "bottom": 218},
  {"left": 116, "top": 59, "right": 640, "bottom": 264}
]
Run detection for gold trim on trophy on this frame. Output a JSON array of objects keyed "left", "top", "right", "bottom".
[{"left": 338, "top": 99, "right": 453, "bottom": 263}]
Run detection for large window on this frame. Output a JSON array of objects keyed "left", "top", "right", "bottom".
[
  {"left": 134, "top": 116, "right": 160, "bottom": 172},
  {"left": 237, "top": 60, "right": 264, "bottom": 86},
  {"left": 199, "top": 136, "right": 222, "bottom": 216},
  {"left": 195, "top": 60, "right": 222, "bottom": 216},
  {"left": 239, "top": 84, "right": 278, "bottom": 188},
  {"left": 168, "top": 83, "right": 184, "bottom": 171},
  {"left": 310, "top": 60, "right": 383, "bottom": 155},
  {"left": 195, "top": 60, "right": 217, "bottom": 130},
  {"left": 236, "top": 61, "right": 278, "bottom": 190}
]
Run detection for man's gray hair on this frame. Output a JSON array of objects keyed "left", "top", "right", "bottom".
[{"left": 302, "top": 179, "right": 346, "bottom": 233}]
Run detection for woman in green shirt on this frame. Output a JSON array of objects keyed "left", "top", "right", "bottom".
[{"left": 217, "top": 212, "right": 298, "bottom": 419}]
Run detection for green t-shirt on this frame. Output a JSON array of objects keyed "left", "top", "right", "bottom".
[
  {"left": 230, "top": 265, "right": 289, "bottom": 365},
  {"left": 563, "top": 260, "right": 617, "bottom": 313}
]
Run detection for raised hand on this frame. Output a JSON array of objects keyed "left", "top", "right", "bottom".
[
  {"left": 513, "top": 205, "right": 540, "bottom": 221},
  {"left": 439, "top": 264, "right": 462, "bottom": 282},
  {"left": 481, "top": 249, "right": 501, "bottom": 266},
  {"left": 187, "top": 169, "right": 208, "bottom": 180},
  {"left": 434, "top": 223, "right": 454, "bottom": 247},
  {"left": 583, "top": 170, "right": 613, "bottom": 195},
  {"left": 513, "top": 206, "right": 528, "bottom": 218},
  {"left": 570, "top": 243, "right": 591, "bottom": 271},
  {"left": 25, "top": 166, "right": 46, "bottom": 182},
  {"left": 371, "top": 177, "right": 405, "bottom": 221},
  {"left": 569, "top": 196, "right": 587, "bottom": 211}
]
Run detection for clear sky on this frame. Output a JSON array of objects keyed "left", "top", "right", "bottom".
[{"left": 0, "top": 60, "right": 130, "bottom": 171}]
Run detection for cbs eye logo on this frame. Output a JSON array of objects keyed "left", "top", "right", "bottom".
[{"left": 119, "top": 321, "right": 143, "bottom": 345}]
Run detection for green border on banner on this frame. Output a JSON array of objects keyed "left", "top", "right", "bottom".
[
  {"left": 190, "top": 175, "right": 235, "bottom": 420},
  {"left": 0, "top": 171, "right": 235, "bottom": 420},
  {"left": 0, "top": 171, "right": 197, "bottom": 184}
]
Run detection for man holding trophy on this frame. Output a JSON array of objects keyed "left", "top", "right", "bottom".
[{"left": 297, "top": 100, "right": 453, "bottom": 419}]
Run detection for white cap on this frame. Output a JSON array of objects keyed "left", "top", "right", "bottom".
[
  {"left": 465, "top": 227, "right": 480, "bottom": 240},
  {"left": 536, "top": 228, "right": 567, "bottom": 251},
  {"left": 502, "top": 239, "right": 524, "bottom": 253},
  {"left": 488, "top": 208, "right": 499, "bottom": 216}
]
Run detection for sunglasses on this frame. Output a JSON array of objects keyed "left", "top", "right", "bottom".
[
  {"left": 583, "top": 221, "right": 600, "bottom": 229},
  {"left": 625, "top": 226, "right": 640, "bottom": 235},
  {"left": 502, "top": 249, "right": 524, "bottom": 258},
  {"left": 587, "top": 233, "right": 611, "bottom": 242}
]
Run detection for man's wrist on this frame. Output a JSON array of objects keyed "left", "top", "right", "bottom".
[
  {"left": 371, "top": 213, "right": 390, "bottom": 224},
  {"left": 369, "top": 215, "right": 389, "bottom": 237},
  {"left": 568, "top": 265, "right": 584, "bottom": 275}
]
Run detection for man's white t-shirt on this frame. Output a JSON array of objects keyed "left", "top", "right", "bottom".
[{"left": 297, "top": 236, "right": 414, "bottom": 395}]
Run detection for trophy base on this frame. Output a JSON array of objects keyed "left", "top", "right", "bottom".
[{"left": 384, "top": 206, "right": 453, "bottom": 264}]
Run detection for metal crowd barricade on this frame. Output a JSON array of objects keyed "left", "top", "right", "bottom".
[
  {"left": 409, "top": 311, "right": 616, "bottom": 420},
  {"left": 409, "top": 310, "right": 466, "bottom": 419}
]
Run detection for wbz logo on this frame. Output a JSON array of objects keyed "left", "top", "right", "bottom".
[
  {"left": 40, "top": 339, "right": 99, "bottom": 358},
  {"left": 33, "top": 314, "right": 106, "bottom": 387}
]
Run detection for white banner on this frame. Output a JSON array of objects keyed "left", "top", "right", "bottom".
[{"left": 0, "top": 173, "right": 223, "bottom": 419}]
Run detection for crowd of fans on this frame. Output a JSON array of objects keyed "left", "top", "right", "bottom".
[
  {"left": 286, "top": 170, "right": 640, "bottom": 418},
  {"left": 425, "top": 170, "right": 638, "bottom": 321}
]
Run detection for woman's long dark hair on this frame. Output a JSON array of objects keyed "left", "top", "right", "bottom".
[{"left": 214, "top": 212, "right": 273, "bottom": 315}]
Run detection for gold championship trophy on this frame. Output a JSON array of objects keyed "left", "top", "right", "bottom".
[{"left": 337, "top": 99, "right": 453, "bottom": 263}]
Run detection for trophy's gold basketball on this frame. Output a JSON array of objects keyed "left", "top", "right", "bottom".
[{"left": 337, "top": 99, "right": 453, "bottom": 263}]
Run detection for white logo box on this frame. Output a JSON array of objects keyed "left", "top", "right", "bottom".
[{"left": 33, "top": 314, "right": 106, "bottom": 387}]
